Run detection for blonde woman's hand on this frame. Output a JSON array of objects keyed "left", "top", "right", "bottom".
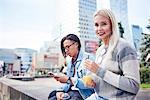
[{"left": 84, "top": 59, "right": 99, "bottom": 73}]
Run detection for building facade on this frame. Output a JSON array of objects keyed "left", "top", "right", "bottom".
[
  {"left": 0, "top": 49, "right": 18, "bottom": 74},
  {"left": 37, "top": 41, "right": 64, "bottom": 73},
  {"left": 14, "top": 48, "right": 37, "bottom": 73},
  {"left": 131, "top": 25, "right": 143, "bottom": 51},
  {"left": 59, "top": 0, "right": 99, "bottom": 54}
]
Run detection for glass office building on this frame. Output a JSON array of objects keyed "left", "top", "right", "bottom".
[
  {"left": 132, "top": 25, "right": 143, "bottom": 51},
  {"left": 59, "top": 0, "right": 99, "bottom": 54}
]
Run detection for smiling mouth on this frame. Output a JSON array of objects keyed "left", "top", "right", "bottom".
[{"left": 98, "top": 32, "right": 105, "bottom": 36}]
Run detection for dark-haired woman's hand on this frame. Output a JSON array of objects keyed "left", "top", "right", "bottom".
[{"left": 54, "top": 74, "right": 68, "bottom": 83}]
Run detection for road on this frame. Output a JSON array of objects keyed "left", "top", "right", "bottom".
[{"left": 137, "top": 89, "right": 150, "bottom": 100}]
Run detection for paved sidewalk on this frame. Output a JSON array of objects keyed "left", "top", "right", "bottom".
[{"left": 137, "top": 89, "right": 150, "bottom": 100}]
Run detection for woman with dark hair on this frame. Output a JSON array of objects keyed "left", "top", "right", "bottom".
[{"left": 48, "top": 34, "right": 95, "bottom": 100}]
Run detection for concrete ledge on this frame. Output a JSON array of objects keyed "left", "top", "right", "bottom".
[
  {"left": 0, "top": 77, "right": 61, "bottom": 100},
  {"left": 0, "top": 77, "right": 149, "bottom": 100}
]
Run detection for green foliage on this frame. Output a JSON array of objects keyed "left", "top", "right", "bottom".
[
  {"left": 140, "top": 84, "right": 150, "bottom": 88},
  {"left": 118, "top": 22, "right": 124, "bottom": 38},
  {"left": 139, "top": 21, "right": 150, "bottom": 84},
  {"left": 139, "top": 33, "right": 150, "bottom": 67},
  {"left": 140, "top": 67, "right": 150, "bottom": 84}
]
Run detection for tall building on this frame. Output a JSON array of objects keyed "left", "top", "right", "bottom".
[
  {"left": 37, "top": 41, "right": 63, "bottom": 71},
  {"left": 0, "top": 49, "right": 18, "bottom": 73},
  {"left": 59, "top": 0, "right": 99, "bottom": 54},
  {"left": 131, "top": 25, "right": 143, "bottom": 51},
  {"left": 0, "top": 48, "right": 36, "bottom": 74},
  {"left": 97, "top": 0, "right": 133, "bottom": 45},
  {"left": 14, "top": 48, "right": 37, "bottom": 73}
]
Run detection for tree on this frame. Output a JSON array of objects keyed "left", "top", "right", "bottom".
[
  {"left": 140, "top": 33, "right": 150, "bottom": 67},
  {"left": 118, "top": 22, "right": 124, "bottom": 38},
  {"left": 139, "top": 19, "right": 150, "bottom": 67}
]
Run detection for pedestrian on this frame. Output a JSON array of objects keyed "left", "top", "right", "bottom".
[
  {"left": 84, "top": 9, "right": 140, "bottom": 100},
  {"left": 48, "top": 34, "right": 95, "bottom": 100}
]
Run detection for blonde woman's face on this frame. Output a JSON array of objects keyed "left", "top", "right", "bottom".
[{"left": 94, "top": 15, "right": 112, "bottom": 43}]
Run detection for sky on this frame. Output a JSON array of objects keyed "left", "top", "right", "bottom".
[
  {"left": 128, "top": 0, "right": 150, "bottom": 31},
  {"left": 0, "top": 0, "right": 149, "bottom": 51}
]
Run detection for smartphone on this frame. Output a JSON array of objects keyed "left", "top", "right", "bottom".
[{"left": 48, "top": 72, "right": 60, "bottom": 78}]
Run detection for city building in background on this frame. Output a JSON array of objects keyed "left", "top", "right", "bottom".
[
  {"left": 1, "top": 0, "right": 149, "bottom": 77},
  {"left": 14, "top": 48, "right": 37, "bottom": 73},
  {"left": 36, "top": 41, "right": 64, "bottom": 74},
  {"left": 97, "top": 0, "right": 133, "bottom": 46},
  {"left": 0, "top": 49, "right": 18, "bottom": 75},
  {"left": 131, "top": 25, "right": 143, "bottom": 51},
  {"left": 0, "top": 48, "right": 37, "bottom": 75},
  {"left": 59, "top": 0, "right": 99, "bottom": 54}
]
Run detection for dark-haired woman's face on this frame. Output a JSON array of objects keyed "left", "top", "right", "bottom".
[{"left": 63, "top": 40, "right": 78, "bottom": 58}]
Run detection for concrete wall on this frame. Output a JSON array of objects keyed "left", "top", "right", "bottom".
[{"left": 0, "top": 82, "right": 35, "bottom": 100}]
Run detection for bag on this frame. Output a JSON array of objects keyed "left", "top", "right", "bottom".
[{"left": 48, "top": 90, "right": 83, "bottom": 100}]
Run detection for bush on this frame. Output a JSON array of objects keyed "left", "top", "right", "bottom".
[
  {"left": 140, "top": 84, "right": 150, "bottom": 88},
  {"left": 140, "top": 67, "right": 150, "bottom": 84}
]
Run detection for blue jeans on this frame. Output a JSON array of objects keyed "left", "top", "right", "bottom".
[
  {"left": 48, "top": 90, "right": 83, "bottom": 100},
  {"left": 86, "top": 93, "right": 108, "bottom": 100}
]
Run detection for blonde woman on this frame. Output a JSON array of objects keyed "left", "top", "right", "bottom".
[{"left": 84, "top": 9, "right": 140, "bottom": 100}]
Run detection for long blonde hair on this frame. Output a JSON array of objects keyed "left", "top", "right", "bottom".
[{"left": 94, "top": 9, "right": 120, "bottom": 60}]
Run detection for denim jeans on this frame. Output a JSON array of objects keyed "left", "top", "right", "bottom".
[{"left": 48, "top": 90, "right": 83, "bottom": 100}]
